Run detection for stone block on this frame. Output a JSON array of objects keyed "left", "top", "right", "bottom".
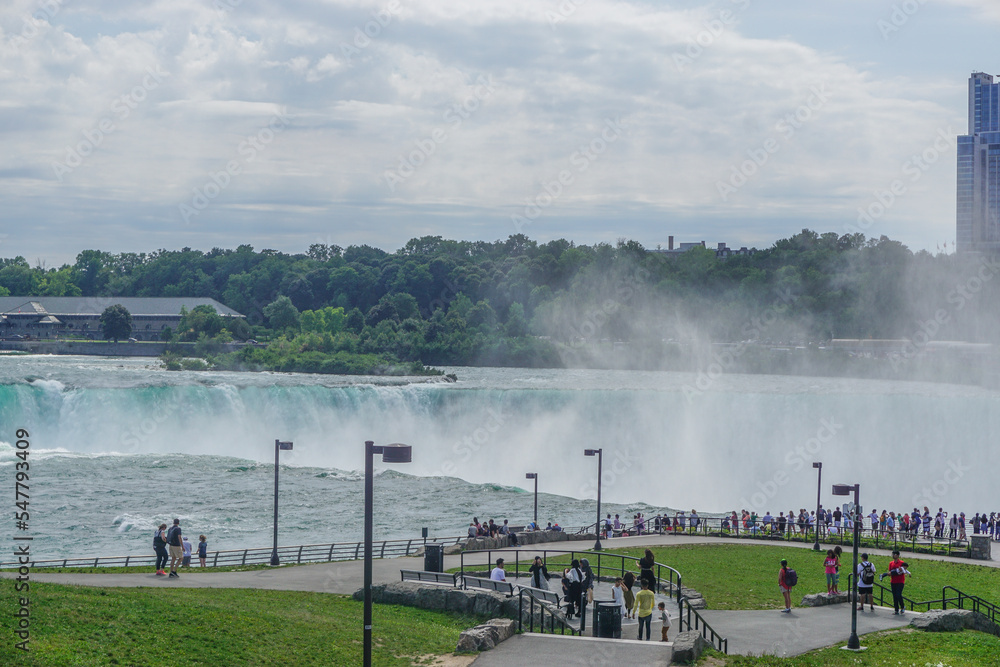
[
  {"left": 671, "top": 630, "right": 707, "bottom": 665},
  {"left": 455, "top": 618, "right": 516, "bottom": 652},
  {"left": 971, "top": 535, "right": 992, "bottom": 561},
  {"left": 800, "top": 592, "right": 850, "bottom": 607},
  {"left": 473, "top": 591, "right": 507, "bottom": 617},
  {"left": 910, "top": 609, "right": 973, "bottom": 632}
]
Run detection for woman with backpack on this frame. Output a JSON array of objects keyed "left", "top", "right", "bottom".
[
  {"left": 152, "top": 523, "right": 168, "bottom": 576},
  {"left": 778, "top": 559, "right": 795, "bottom": 612}
]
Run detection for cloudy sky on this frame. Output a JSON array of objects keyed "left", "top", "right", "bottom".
[{"left": 2, "top": 0, "right": 998, "bottom": 266}]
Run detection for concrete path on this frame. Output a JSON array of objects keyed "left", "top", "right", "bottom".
[
  {"left": 470, "top": 633, "right": 671, "bottom": 666},
  {"left": 698, "top": 604, "right": 915, "bottom": 657}
]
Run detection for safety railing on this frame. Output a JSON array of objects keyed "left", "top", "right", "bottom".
[
  {"left": 517, "top": 586, "right": 579, "bottom": 636},
  {"left": 678, "top": 596, "right": 728, "bottom": 654},
  {"left": 942, "top": 586, "right": 1000, "bottom": 625},
  {"left": 0, "top": 536, "right": 467, "bottom": 570}
]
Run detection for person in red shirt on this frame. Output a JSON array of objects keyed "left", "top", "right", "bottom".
[{"left": 886, "top": 550, "right": 909, "bottom": 615}]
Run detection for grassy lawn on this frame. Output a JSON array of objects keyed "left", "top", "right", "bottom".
[
  {"left": 609, "top": 543, "right": 1000, "bottom": 610},
  {"left": 701, "top": 627, "right": 1000, "bottom": 666},
  {"left": 0, "top": 583, "right": 477, "bottom": 666}
]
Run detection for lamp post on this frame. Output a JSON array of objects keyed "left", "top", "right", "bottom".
[
  {"left": 364, "top": 441, "right": 412, "bottom": 667},
  {"left": 525, "top": 473, "right": 538, "bottom": 528},
  {"left": 832, "top": 483, "right": 863, "bottom": 652},
  {"left": 812, "top": 462, "right": 822, "bottom": 551},
  {"left": 584, "top": 449, "right": 603, "bottom": 551},
  {"left": 270, "top": 440, "right": 293, "bottom": 566}
]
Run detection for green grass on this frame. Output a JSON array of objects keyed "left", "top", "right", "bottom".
[
  {"left": 0, "top": 584, "right": 478, "bottom": 666},
  {"left": 701, "top": 627, "right": 1000, "bottom": 665},
  {"left": 610, "top": 544, "right": 1000, "bottom": 611}
]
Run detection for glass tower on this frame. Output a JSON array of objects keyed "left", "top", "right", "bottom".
[{"left": 957, "top": 72, "right": 1000, "bottom": 253}]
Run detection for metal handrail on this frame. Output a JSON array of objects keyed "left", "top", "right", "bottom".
[
  {"left": 517, "top": 587, "right": 579, "bottom": 636},
  {"left": 679, "top": 595, "right": 728, "bottom": 654},
  {"left": 458, "top": 547, "right": 685, "bottom": 606},
  {"left": 942, "top": 586, "right": 1000, "bottom": 625},
  {"left": 0, "top": 536, "right": 467, "bottom": 570}
]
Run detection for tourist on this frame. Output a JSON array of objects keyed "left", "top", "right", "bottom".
[
  {"left": 638, "top": 548, "right": 656, "bottom": 592},
  {"left": 567, "top": 559, "right": 584, "bottom": 617},
  {"left": 949, "top": 512, "right": 958, "bottom": 539},
  {"left": 762, "top": 511, "right": 773, "bottom": 533},
  {"left": 959, "top": 513, "right": 967, "bottom": 541},
  {"left": 622, "top": 570, "right": 636, "bottom": 619},
  {"left": 690, "top": 509, "right": 700, "bottom": 532},
  {"left": 166, "top": 518, "right": 184, "bottom": 578},
  {"left": 467, "top": 522, "right": 477, "bottom": 538},
  {"left": 777, "top": 512, "right": 787, "bottom": 535},
  {"left": 153, "top": 523, "right": 168, "bottom": 576},
  {"left": 490, "top": 558, "right": 506, "bottom": 582},
  {"left": 613, "top": 513, "right": 622, "bottom": 534},
  {"left": 677, "top": 511, "right": 686, "bottom": 531},
  {"left": 198, "top": 535, "right": 208, "bottom": 567},
  {"left": 529, "top": 555, "right": 549, "bottom": 590},
  {"left": 633, "top": 580, "right": 656, "bottom": 640},
  {"left": 605, "top": 514, "right": 613, "bottom": 538},
  {"left": 181, "top": 536, "right": 192, "bottom": 568},
  {"left": 869, "top": 509, "right": 878, "bottom": 534},
  {"left": 824, "top": 549, "right": 837, "bottom": 595},
  {"left": 581, "top": 558, "right": 595, "bottom": 603},
  {"left": 832, "top": 546, "right": 843, "bottom": 594},
  {"left": 612, "top": 577, "right": 627, "bottom": 617},
  {"left": 658, "top": 601, "right": 672, "bottom": 641},
  {"left": 883, "top": 550, "right": 909, "bottom": 615},
  {"left": 778, "top": 559, "right": 793, "bottom": 612},
  {"left": 857, "top": 553, "right": 876, "bottom": 612}
]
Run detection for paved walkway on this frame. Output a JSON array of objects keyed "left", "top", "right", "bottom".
[
  {"left": 6, "top": 533, "right": 991, "bottom": 659},
  {"left": 471, "top": 633, "right": 671, "bottom": 666}
]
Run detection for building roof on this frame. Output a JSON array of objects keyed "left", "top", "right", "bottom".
[{"left": 0, "top": 297, "right": 243, "bottom": 317}]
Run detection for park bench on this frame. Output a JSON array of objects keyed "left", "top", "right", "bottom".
[
  {"left": 399, "top": 569, "right": 459, "bottom": 586},
  {"left": 520, "top": 585, "right": 560, "bottom": 606},
  {"left": 463, "top": 575, "right": 515, "bottom": 596}
]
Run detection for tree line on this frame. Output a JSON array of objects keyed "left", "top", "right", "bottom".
[{"left": 5, "top": 230, "right": 1000, "bottom": 371}]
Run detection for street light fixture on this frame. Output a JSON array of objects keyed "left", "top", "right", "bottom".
[
  {"left": 525, "top": 473, "right": 538, "bottom": 528},
  {"left": 812, "top": 462, "right": 822, "bottom": 551},
  {"left": 584, "top": 449, "right": 603, "bottom": 551},
  {"left": 364, "top": 441, "right": 412, "bottom": 667},
  {"left": 270, "top": 440, "right": 293, "bottom": 566},
  {"left": 832, "top": 482, "right": 864, "bottom": 652}
]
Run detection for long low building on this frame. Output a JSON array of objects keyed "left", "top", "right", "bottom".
[{"left": 0, "top": 297, "right": 244, "bottom": 341}]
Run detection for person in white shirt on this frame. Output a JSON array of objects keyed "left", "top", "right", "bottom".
[
  {"left": 490, "top": 558, "right": 506, "bottom": 582},
  {"left": 181, "top": 536, "right": 192, "bottom": 568}
]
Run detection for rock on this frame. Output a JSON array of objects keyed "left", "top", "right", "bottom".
[
  {"left": 444, "top": 543, "right": 465, "bottom": 555},
  {"left": 473, "top": 591, "right": 507, "bottom": 617},
  {"left": 685, "top": 597, "right": 707, "bottom": 610},
  {"left": 456, "top": 618, "right": 516, "bottom": 652},
  {"left": 911, "top": 609, "right": 975, "bottom": 632},
  {"left": 671, "top": 630, "right": 708, "bottom": 665},
  {"left": 800, "top": 592, "right": 850, "bottom": 607}
]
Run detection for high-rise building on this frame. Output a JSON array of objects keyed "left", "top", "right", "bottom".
[{"left": 957, "top": 72, "right": 1000, "bottom": 253}]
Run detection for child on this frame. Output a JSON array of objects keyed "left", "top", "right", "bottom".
[
  {"left": 181, "top": 536, "right": 192, "bottom": 568},
  {"left": 658, "top": 601, "right": 672, "bottom": 642},
  {"left": 198, "top": 535, "right": 208, "bottom": 567}
]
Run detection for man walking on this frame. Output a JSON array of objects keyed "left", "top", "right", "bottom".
[
  {"left": 167, "top": 518, "right": 184, "bottom": 578},
  {"left": 632, "top": 580, "right": 656, "bottom": 640},
  {"left": 857, "top": 553, "right": 875, "bottom": 612}
]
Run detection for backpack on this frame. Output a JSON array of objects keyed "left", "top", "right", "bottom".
[
  {"left": 784, "top": 568, "right": 798, "bottom": 587},
  {"left": 861, "top": 562, "right": 875, "bottom": 586},
  {"left": 152, "top": 529, "right": 164, "bottom": 548}
]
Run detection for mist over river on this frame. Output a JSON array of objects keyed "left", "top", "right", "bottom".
[{"left": 0, "top": 355, "right": 996, "bottom": 560}]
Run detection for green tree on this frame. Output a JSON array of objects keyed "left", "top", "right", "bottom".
[
  {"left": 263, "top": 295, "right": 301, "bottom": 332},
  {"left": 100, "top": 304, "right": 133, "bottom": 342}
]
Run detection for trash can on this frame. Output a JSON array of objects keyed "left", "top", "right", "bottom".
[
  {"left": 423, "top": 543, "right": 444, "bottom": 573},
  {"left": 593, "top": 601, "right": 622, "bottom": 639}
]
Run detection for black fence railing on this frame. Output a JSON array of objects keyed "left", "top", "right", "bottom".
[
  {"left": 517, "top": 587, "right": 579, "bottom": 635},
  {"left": 0, "top": 536, "right": 467, "bottom": 570},
  {"left": 678, "top": 595, "right": 728, "bottom": 654},
  {"left": 846, "top": 574, "right": 1000, "bottom": 626}
]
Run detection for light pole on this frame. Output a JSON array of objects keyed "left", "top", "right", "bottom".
[
  {"left": 525, "top": 473, "right": 538, "bottom": 528},
  {"left": 812, "top": 462, "right": 822, "bottom": 551},
  {"left": 584, "top": 449, "right": 603, "bottom": 551},
  {"left": 364, "top": 441, "right": 412, "bottom": 667},
  {"left": 270, "top": 439, "right": 293, "bottom": 566},
  {"left": 833, "top": 482, "right": 863, "bottom": 652}
]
